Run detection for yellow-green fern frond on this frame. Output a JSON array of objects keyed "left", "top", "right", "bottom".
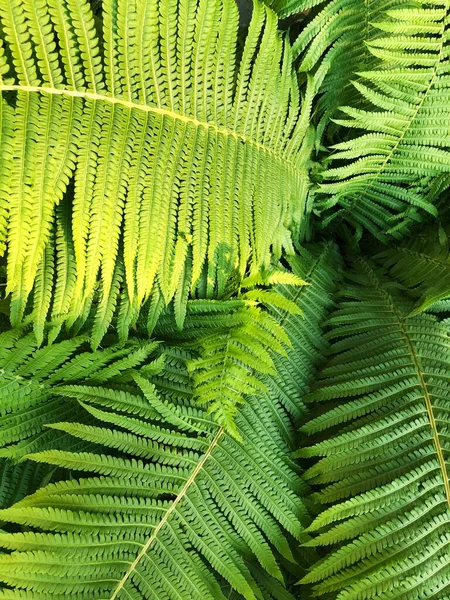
[{"left": 0, "top": 0, "right": 313, "bottom": 344}]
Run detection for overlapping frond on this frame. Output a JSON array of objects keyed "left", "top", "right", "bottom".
[
  {"left": 186, "top": 285, "right": 304, "bottom": 437},
  {"left": 0, "top": 0, "right": 312, "bottom": 343},
  {"left": 299, "top": 258, "right": 450, "bottom": 599},
  {"left": 153, "top": 246, "right": 339, "bottom": 436},
  {"left": 379, "top": 224, "right": 450, "bottom": 315},
  {"left": 262, "top": 242, "right": 341, "bottom": 425},
  {"left": 0, "top": 242, "right": 340, "bottom": 599},
  {"left": 316, "top": 1, "right": 450, "bottom": 240},
  {"left": 292, "top": 0, "right": 410, "bottom": 121},
  {"left": 0, "top": 329, "right": 158, "bottom": 462}
]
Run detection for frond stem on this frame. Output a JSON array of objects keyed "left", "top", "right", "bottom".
[
  {"left": 0, "top": 85, "right": 299, "bottom": 170},
  {"left": 109, "top": 426, "right": 224, "bottom": 599}
]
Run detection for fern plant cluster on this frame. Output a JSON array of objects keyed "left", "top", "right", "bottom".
[{"left": 0, "top": 0, "right": 449, "bottom": 598}]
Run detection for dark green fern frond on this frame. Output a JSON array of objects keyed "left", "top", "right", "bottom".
[
  {"left": 0, "top": 242, "right": 340, "bottom": 599},
  {"left": 315, "top": 1, "right": 450, "bottom": 241},
  {"left": 0, "top": 330, "right": 158, "bottom": 462},
  {"left": 379, "top": 224, "right": 450, "bottom": 315},
  {"left": 267, "top": 243, "right": 341, "bottom": 426},
  {"left": 0, "top": 0, "right": 313, "bottom": 344},
  {"left": 0, "top": 460, "right": 55, "bottom": 511},
  {"left": 299, "top": 257, "right": 450, "bottom": 599},
  {"left": 0, "top": 352, "right": 306, "bottom": 599}
]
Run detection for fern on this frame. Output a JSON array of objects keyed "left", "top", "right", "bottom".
[
  {"left": 0, "top": 243, "right": 339, "bottom": 598},
  {"left": 1, "top": 1, "right": 450, "bottom": 597},
  {"left": 0, "top": 330, "right": 158, "bottom": 462},
  {"left": 294, "top": 0, "right": 418, "bottom": 156},
  {"left": 315, "top": 1, "right": 450, "bottom": 240},
  {"left": 186, "top": 281, "right": 305, "bottom": 437},
  {"left": 379, "top": 223, "right": 450, "bottom": 315},
  {"left": 0, "top": 0, "right": 313, "bottom": 342},
  {"left": 299, "top": 257, "right": 450, "bottom": 599}
]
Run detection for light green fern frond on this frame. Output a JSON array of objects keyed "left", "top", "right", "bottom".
[
  {"left": 299, "top": 257, "right": 450, "bottom": 599},
  {"left": 0, "top": 0, "right": 313, "bottom": 343},
  {"left": 317, "top": 1, "right": 450, "bottom": 240},
  {"left": 156, "top": 242, "right": 340, "bottom": 434},
  {"left": 146, "top": 262, "right": 310, "bottom": 435}
]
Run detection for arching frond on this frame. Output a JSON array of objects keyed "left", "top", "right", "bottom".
[
  {"left": 299, "top": 258, "right": 450, "bottom": 599},
  {"left": 0, "top": 242, "right": 340, "bottom": 599},
  {"left": 0, "top": 0, "right": 312, "bottom": 343},
  {"left": 316, "top": 1, "right": 450, "bottom": 240},
  {"left": 292, "top": 0, "right": 410, "bottom": 122}
]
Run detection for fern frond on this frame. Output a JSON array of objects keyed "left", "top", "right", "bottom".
[
  {"left": 0, "top": 242, "right": 340, "bottom": 599},
  {"left": 379, "top": 224, "right": 450, "bottom": 315},
  {"left": 158, "top": 256, "right": 322, "bottom": 435},
  {"left": 317, "top": 1, "right": 450, "bottom": 240},
  {"left": 300, "top": 257, "right": 450, "bottom": 599},
  {"left": 0, "top": 331, "right": 157, "bottom": 461},
  {"left": 0, "top": 353, "right": 305, "bottom": 599},
  {"left": 291, "top": 0, "right": 410, "bottom": 121},
  {"left": 0, "top": 0, "right": 312, "bottom": 343},
  {"left": 187, "top": 301, "right": 287, "bottom": 438}
]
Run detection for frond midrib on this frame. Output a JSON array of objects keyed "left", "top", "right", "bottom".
[
  {"left": 109, "top": 426, "right": 224, "bottom": 599},
  {"left": 364, "top": 259, "right": 450, "bottom": 508},
  {"left": 396, "top": 247, "right": 450, "bottom": 269},
  {"left": 0, "top": 84, "right": 299, "bottom": 171}
]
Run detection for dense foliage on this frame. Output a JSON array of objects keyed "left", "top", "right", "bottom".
[{"left": 0, "top": 0, "right": 449, "bottom": 598}]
